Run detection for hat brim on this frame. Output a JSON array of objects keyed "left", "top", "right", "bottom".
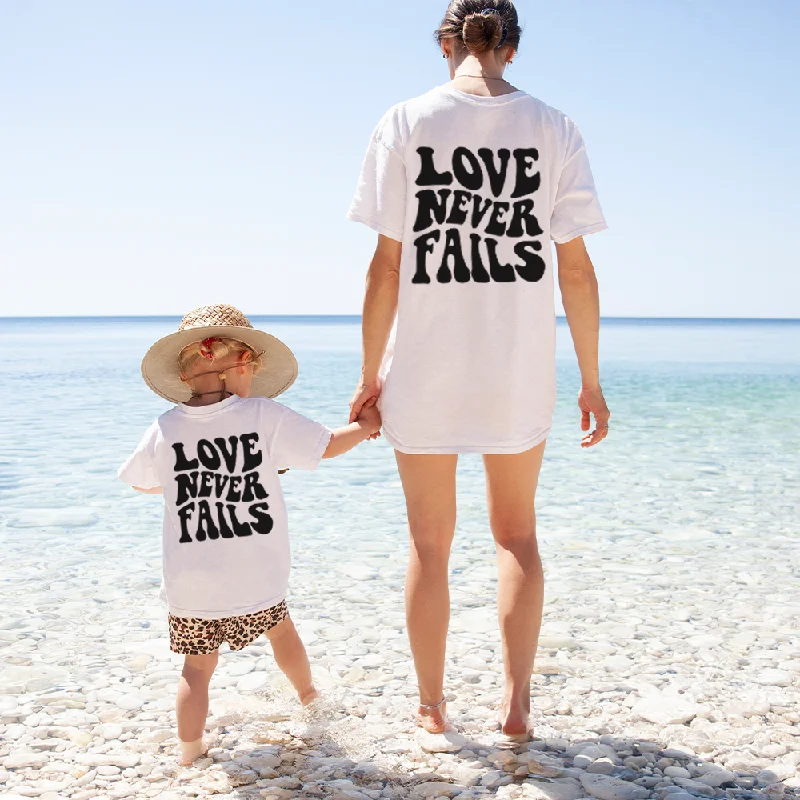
[{"left": 141, "top": 325, "right": 298, "bottom": 403}]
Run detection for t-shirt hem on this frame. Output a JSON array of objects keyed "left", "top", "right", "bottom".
[
  {"left": 346, "top": 210, "right": 403, "bottom": 242},
  {"left": 383, "top": 425, "right": 551, "bottom": 455},
  {"left": 166, "top": 592, "right": 287, "bottom": 621},
  {"left": 552, "top": 221, "right": 608, "bottom": 245}
]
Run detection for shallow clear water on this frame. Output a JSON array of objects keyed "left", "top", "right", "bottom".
[
  {"left": 0, "top": 318, "right": 798, "bottom": 701},
  {"left": 2, "top": 316, "right": 797, "bottom": 545}
]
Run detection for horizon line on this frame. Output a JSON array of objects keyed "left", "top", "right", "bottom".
[{"left": 0, "top": 314, "right": 798, "bottom": 323}]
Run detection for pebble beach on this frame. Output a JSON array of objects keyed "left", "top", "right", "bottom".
[{"left": 1, "top": 317, "right": 799, "bottom": 800}]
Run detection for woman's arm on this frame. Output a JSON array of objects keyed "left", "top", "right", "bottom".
[
  {"left": 556, "top": 236, "right": 610, "bottom": 448},
  {"left": 134, "top": 486, "right": 163, "bottom": 494},
  {"left": 349, "top": 235, "right": 402, "bottom": 423}
]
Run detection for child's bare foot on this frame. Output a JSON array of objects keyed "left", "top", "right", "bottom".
[
  {"left": 415, "top": 698, "right": 450, "bottom": 734},
  {"left": 299, "top": 686, "right": 319, "bottom": 707},
  {"left": 178, "top": 738, "right": 208, "bottom": 766}
]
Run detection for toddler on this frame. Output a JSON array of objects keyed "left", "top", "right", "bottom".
[{"left": 118, "top": 304, "right": 380, "bottom": 764}]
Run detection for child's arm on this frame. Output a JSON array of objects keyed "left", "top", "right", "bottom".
[
  {"left": 134, "top": 486, "right": 163, "bottom": 494},
  {"left": 322, "top": 402, "right": 381, "bottom": 460}
]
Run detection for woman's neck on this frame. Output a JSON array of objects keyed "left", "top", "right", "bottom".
[
  {"left": 450, "top": 54, "right": 518, "bottom": 97},
  {"left": 453, "top": 53, "right": 505, "bottom": 80}
]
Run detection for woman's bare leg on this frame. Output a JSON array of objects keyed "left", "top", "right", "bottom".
[
  {"left": 395, "top": 451, "right": 458, "bottom": 733},
  {"left": 483, "top": 442, "right": 546, "bottom": 736}
]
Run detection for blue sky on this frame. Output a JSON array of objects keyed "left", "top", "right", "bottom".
[{"left": 1, "top": 0, "right": 798, "bottom": 318}]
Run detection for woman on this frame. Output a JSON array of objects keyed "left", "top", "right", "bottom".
[{"left": 347, "top": 0, "right": 610, "bottom": 742}]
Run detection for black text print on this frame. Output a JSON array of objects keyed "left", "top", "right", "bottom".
[
  {"left": 413, "top": 147, "right": 546, "bottom": 284},
  {"left": 172, "top": 434, "right": 273, "bottom": 543}
]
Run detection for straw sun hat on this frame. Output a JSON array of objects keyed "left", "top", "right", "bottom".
[{"left": 141, "top": 304, "right": 298, "bottom": 403}]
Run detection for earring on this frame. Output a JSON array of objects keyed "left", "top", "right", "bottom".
[{"left": 443, "top": 53, "right": 448, "bottom": 59}]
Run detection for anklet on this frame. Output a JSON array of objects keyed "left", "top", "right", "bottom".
[{"left": 419, "top": 697, "right": 446, "bottom": 711}]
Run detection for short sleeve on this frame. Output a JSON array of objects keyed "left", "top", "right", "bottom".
[
  {"left": 272, "top": 406, "right": 331, "bottom": 472},
  {"left": 550, "top": 121, "right": 608, "bottom": 244},
  {"left": 118, "top": 423, "right": 160, "bottom": 489},
  {"left": 347, "top": 109, "right": 407, "bottom": 242}
]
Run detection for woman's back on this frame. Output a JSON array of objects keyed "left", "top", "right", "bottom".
[{"left": 348, "top": 85, "right": 606, "bottom": 453}]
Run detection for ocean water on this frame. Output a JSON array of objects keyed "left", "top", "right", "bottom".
[
  {"left": 0, "top": 317, "right": 799, "bottom": 702},
  {"left": 2, "top": 316, "right": 797, "bottom": 540},
  {"left": 1, "top": 316, "right": 799, "bottom": 564}
]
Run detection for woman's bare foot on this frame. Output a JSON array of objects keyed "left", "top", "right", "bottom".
[
  {"left": 299, "top": 686, "right": 319, "bottom": 707},
  {"left": 415, "top": 699, "right": 449, "bottom": 734},
  {"left": 499, "top": 698, "right": 533, "bottom": 740},
  {"left": 178, "top": 738, "right": 207, "bottom": 766}
]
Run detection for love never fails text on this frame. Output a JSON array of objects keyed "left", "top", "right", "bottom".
[
  {"left": 413, "top": 146, "right": 546, "bottom": 284},
  {"left": 171, "top": 433, "right": 273, "bottom": 543}
]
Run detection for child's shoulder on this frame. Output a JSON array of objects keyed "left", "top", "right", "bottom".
[
  {"left": 221, "top": 396, "right": 303, "bottom": 426},
  {"left": 239, "top": 397, "right": 320, "bottom": 432},
  {"left": 236, "top": 395, "right": 284, "bottom": 415},
  {"left": 239, "top": 395, "right": 302, "bottom": 415}
]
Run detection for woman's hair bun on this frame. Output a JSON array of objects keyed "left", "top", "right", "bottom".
[
  {"left": 462, "top": 11, "right": 505, "bottom": 55},
  {"left": 435, "top": 2, "right": 521, "bottom": 55}
]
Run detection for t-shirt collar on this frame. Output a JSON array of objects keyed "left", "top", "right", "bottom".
[
  {"left": 176, "top": 394, "right": 244, "bottom": 417},
  {"left": 437, "top": 84, "right": 528, "bottom": 105}
]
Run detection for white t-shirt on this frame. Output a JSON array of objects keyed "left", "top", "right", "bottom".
[
  {"left": 348, "top": 85, "right": 607, "bottom": 454},
  {"left": 118, "top": 395, "right": 331, "bottom": 619}
]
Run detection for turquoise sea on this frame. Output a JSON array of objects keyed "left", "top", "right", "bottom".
[
  {"left": 1, "top": 316, "right": 797, "bottom": 544},
  {"left": 1, "top": 316, "right": 798, "bottom": 549}
]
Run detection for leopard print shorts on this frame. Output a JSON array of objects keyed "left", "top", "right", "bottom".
[{"left": 168, "top": 600, "right": 289, "bottom": 655}]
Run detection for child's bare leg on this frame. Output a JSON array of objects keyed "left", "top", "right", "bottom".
[
  {"left": 176, "top": 652, "right": 218, "bottom": 763},
  {"left": 266, "top": 617, "right": 317, "bottom": 705}
]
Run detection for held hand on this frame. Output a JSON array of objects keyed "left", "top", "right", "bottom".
[
  {"left": 357, "top": 398, "right": 382, "bottom": 440},
  {"left": 349, "top": 376, "right": 382, "bottom": 424},
  {"left": 578, "top": 385, "right": 610, "bottom": 448}
]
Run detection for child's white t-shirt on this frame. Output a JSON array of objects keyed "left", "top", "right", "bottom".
[
  {"left": 118, "top": 395, "right": 331, "bottom": 619},
  {"left": 347, "top": 85, "right": 607, "bottom": 454}
]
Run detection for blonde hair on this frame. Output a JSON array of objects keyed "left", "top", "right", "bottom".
[{"left": 178, "top": 337, "right": 263, "bottom": 377}]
